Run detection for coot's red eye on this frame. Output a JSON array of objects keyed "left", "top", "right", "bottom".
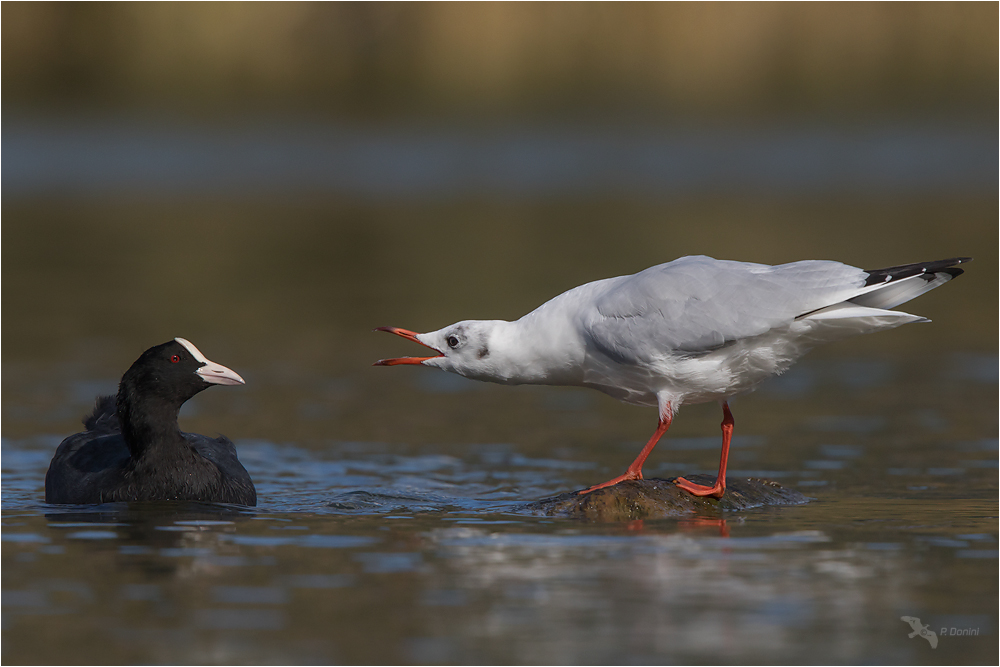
[{"left": 170, "top": 355, "right": 181, "bottom": 363}]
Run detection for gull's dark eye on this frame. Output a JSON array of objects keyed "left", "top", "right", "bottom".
[
  {"left": 447, "top": 336, "right": 460, "bottom": 349},
  {"left": 170, "top": 355, "right": 181, "bottom": 363}
]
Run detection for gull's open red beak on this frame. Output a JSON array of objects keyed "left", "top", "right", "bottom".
[{"left": 373, "top": 327, "right": 444, "bottom": 366}]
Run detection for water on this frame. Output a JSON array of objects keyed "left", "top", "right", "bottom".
[
  {"left": 3, "top": 119, "right": 996, "bottom": 198},
  {"left": 3, "top": 427, "right": 997, "bottom": 663},
  {"left": 2, "top": 120, "right": 997, "bottom": 664}
]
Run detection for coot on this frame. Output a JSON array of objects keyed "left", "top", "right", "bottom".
[{"left": 45, "top": 338, "right": 256, "bottom": 506}]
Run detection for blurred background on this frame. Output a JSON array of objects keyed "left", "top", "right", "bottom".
[
  {"left": 3, "top": 2, "right": 995, "bottom": 443},
  {"left": 3, "top": 0, "right": 997, "bottom": 442},
  {"left": 4, "top": 3, "right": 997, "bottom": 120},
  {"left": 3, "top": 5, "right": 998, "bottom": 665}
]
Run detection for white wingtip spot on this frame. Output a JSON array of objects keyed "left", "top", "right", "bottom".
[{"left": 174, "top": 337, "right": 210, "bottom": 364}]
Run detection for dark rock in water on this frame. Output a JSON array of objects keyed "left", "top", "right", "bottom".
[{"left": 523, "top": 474, "right": 809, "bottom": 521}]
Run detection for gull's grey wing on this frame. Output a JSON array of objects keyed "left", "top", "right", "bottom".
[{"left": 580, "top": 255, "right": 868, "bottom": 363}]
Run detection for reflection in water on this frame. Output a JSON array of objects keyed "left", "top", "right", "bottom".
[
  {"left": 676, "top": 516, "right": 730, "bottom": 537},
  {"left": 4, "top": 423, "right": 997, "bottom": 663},
  {"left": 2, "top": 147, "right": 996, "bottom": 663},
  {"left": 4, "top": 344, "right": 998, "bottom": 663},
  {"left": 4, "top": 340, "right": 999, "bottom": 665}
]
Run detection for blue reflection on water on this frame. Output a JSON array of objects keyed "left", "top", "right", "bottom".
[{"left": 4, "top": 120, "right": 995, "bottom": 198}]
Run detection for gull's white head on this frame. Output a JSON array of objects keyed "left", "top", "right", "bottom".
[{"left": 374, "top": 321, "right": 507, "bottom": 382}]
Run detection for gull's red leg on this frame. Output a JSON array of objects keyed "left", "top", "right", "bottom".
[
  {"left": 579, "top": 412, "right": 672, "bottom": 495},
  {"left": 674, "top": 401, "right": 733, "bottom": 499}
]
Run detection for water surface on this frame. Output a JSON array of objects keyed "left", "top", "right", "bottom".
[{"left": 3, "top": 121, "right": 997, "bottom": 664}]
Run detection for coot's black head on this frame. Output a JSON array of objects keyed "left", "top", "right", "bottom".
[{"left": 119, "top": 338, "right": 244, "bottom": 410}]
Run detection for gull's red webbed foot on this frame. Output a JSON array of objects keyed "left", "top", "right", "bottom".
[
  {"left": 673, "top": 476, "right": 726, "bottom": 498},
  {"left": 671, "top": 401, "right": 734, "bottom": 500}
]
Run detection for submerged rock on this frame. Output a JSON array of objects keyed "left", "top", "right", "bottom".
[{"left": 523, "top": 474, "right": 809, "bottom": 521}]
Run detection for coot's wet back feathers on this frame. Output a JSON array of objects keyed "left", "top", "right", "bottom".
[
  {"left": 83, "top": 394, "right": 119, "bottom": 433},
  {"left": 45, "top": 338, "right": 256, "bottom": 506}
]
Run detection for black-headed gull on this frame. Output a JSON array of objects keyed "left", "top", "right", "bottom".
[{"left": 375, "top": 255, "right": 970, "bottom": 498}]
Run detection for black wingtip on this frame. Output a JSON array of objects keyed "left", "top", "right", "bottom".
[{"left": 863, "top": 257, "right": 972, "bottom": 287}]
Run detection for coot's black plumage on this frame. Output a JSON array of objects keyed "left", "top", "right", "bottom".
[{"left": 45, "top": 338, "right": 256, "bottom": 506}]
